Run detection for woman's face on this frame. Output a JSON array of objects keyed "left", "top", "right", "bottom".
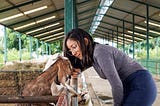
[{"left": 66, "top": 39, "right": 82, "bottom": 60}]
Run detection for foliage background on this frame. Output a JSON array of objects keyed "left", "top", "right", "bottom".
[
  {"left": 0, "top": 27, "right": 160, "bottom": 63},
  {"left": 0, "top": 27, "right": 62, "bottom": 64}
]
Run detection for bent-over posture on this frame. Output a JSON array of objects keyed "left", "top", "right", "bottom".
[{"left": 63, "top": 28, "right": 157, "bottom": 106}]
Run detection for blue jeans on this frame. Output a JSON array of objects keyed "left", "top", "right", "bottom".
[{"left": 123, "top": 70, "right": 157, "bottom": 106}]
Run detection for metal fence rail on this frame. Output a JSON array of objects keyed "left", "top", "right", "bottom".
[
  {"left": 137, "top": 59, "right": 160, "bottom": 79},
  {"left": 0, "top": 70, "right": 78, "bottom": 106},
  {"left": 0, "top": 89, "right": 75, "bottom": 106},
  {"left": 0, "top": 95, "right": 58, "bottom": 103}
]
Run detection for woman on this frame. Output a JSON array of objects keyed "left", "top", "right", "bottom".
[{"left": 63, "top": 28, "right": 157, "bottom": 106}]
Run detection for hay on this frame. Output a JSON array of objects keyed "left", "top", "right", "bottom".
[
  {"left": 0, "top": 59, "right": 47, "bottom": 96},
  {"left": 0, "top": 72, "right": 17, "bottom": 80},
  {"left": 0, "top": 104, "right": 15, "bottom": 106},
  {"left": 0, "top": 60, "right": 46, "bottom": 71},
  {"left": 0, "top": 80, "right": 17, "bottom": 87},
  {"left": 0, "top": 70, "right": 42, "bottom": 95},
  {"left": 17, "top": 71, "right": 41, "bottom": 80},
  {"left": 0, "top": 87, "right": 18, "bottom": 95}
]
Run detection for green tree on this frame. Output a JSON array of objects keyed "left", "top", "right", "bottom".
[{"left": 6, "top": 28, "right": 18, "bottom": 49}]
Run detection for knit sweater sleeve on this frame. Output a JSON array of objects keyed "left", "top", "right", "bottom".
[{"left": 94, "top": 46, "right": 123, "bottom": 106}]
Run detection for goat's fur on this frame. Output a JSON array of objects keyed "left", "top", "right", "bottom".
[{"left": 17, "top": 56, "right": 73, "bottom": 106}]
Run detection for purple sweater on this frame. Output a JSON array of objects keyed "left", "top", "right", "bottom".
[{"left": 92, "top": 44, "right": 145, "bottom": 106}]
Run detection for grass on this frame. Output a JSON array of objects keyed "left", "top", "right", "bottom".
[{"left": 0, "top": 49, "right": 31, "bottom": 68}]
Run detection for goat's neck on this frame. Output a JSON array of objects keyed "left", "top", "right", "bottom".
[{"left": 40, "top": 66, "right": 58, "bottom": 84}]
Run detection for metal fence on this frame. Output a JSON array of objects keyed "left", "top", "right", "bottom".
[
  {"left": 0, "top": 70, "right": 78, "bottom": 106},
  {"left": 137, "top": 59, "right": 160, "bottom": 80}
]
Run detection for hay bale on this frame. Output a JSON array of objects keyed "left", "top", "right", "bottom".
[
  {"left": 0, "top": 59, "right": 47, "bottom": 96},
  {"left": 0, "top": 80, "right": 17, "bottom": 87},
  {"left": 0, "top": 72, "right": 17, "bottom": 80},
  {"left": 0, "top": 60, "right": 46, "bottom": 71},
  {"left": 0, "top": 71, "right": 42, "bottom": 95},
  {"left": 0, "top": 104, "right": 15, "bottom": 106},
  {"left": 17, "top": 71, "right": 41, "bottom": 80},
  {"left": 0, "top": 87, "right": 18, "bottom": 95},
  {"left": 17, "top": 71, "right": 42, "bottom": 95}
]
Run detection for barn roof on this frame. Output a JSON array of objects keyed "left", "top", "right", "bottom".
[{"left": 0, "top": 0, "right": 160, "bottom": 44}]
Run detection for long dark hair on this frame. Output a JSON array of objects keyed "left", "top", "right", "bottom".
[{"left": 63, "top": 28, "right": 95, "bottom": 71}]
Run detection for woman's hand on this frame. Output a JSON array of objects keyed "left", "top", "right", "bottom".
[{"left": 71, "top": 68, "right": 81, "bottom": 78}]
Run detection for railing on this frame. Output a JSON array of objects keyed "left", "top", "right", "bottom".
[
  {"left": 0, "top": 70, "right": 78, "bottom": 106},
  {"left": 0, "top": 95, "right": 58, "bottom": 103},
  {"left": 137, "top": 59, "right": 160, "bottom": 80},
  {"left": 0, "top": 86, "right": 76, "bottom": 106}
]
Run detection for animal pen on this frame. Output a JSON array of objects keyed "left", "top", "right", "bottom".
[
  {"left": 0, "top": 71, "right": 57, "bottom": 105},
  {"left": 0, "top": 58, "right": 79, "bottom": 106}
]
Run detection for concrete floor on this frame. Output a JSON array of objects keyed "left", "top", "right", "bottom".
[{"left": 84, "top": 67, "right": 160, "bottom": 106}]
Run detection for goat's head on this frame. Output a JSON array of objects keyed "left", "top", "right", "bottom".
[{"left": 55, "top": 56, "right": 73, "bottom": 84}]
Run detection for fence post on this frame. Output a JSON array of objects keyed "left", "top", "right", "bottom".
[
  {"left": 71, "top": 78, "right": 78, "bottom": 106},
  {"left": 156, "top": 62, "right": 160, "bottom": 79}
]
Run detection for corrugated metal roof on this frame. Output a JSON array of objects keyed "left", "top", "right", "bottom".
[
  {"left": 93, "top": 0, "right": 160, "bottom": 44},
  {"left": 0, "top": 0, "right": 99, "bottom": 43},
  {"left": 0, "top": 0, "right": 160, "bottom": 44}
]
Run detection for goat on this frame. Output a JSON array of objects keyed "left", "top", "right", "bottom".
[{"left": 17, "top": 55, "right": 73, "bottom": 106}]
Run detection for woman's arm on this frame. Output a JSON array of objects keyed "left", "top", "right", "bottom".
[{"left": 95, "top": 50, "right": 123, "bottom": 106}]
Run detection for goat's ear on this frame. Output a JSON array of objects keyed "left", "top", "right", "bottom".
[
  {"left": 57, "top": 63, "right": 64, "bottom": 82},
  {"left": 68, "top": 61, "right": 72, "bottom": 74}
]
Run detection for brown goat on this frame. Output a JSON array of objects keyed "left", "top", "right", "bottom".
[{"left": 17, "top": 56, "right": 73, "bottom": 106}]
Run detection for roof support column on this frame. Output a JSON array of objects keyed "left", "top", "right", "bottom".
[
  {"left": 116, "top": 26, "right": 118, "bottom": 48},
  {"left": 49, "top": 45, "right": 51, "bottom": 55},
  {"left": 46, "top": 43, "right": 48, "bottom": 55},
  {"left": 122, "top": 20, "right": 125, "bottom": 52},
  {"left": 146, "top": 4, "right": 149, "bottom": 69},
  {"left": 42, "top": 42, "right": 44, "bottom": 56},
  {"left": 112, "top": 30, "right": 113, "bottom": 46},
  {"left": 107, "top": 33, "right": 109, "bottom": 44},
  {"left": 36, "top": 39, "right": 39, "bottom": 59},
  {"left": 155, "top": 38, "right": 158, "bottom": 58},
  {"left": 132, "top": 14, "right": 135, "bottom": 59},
  {"left": 4, "top": 26, "right": 7, "bottom": 63},
  {"left": 64, "top": 0, "right": 78, "bottom": 106},
  {"left": 138, "top": 42, "right": 141, "bottom": 55},
  {"left": 29, "top": 36, "right": 33, "bottom": 59},
  {"left": 18, "top": 33, "right": 22, "bottom": 61},
  {"left": 64, "top": 0, "right": 78, "bottom": 34},
  {"left": 146, "top": 4, "right": 149, "bottom": 60}
]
